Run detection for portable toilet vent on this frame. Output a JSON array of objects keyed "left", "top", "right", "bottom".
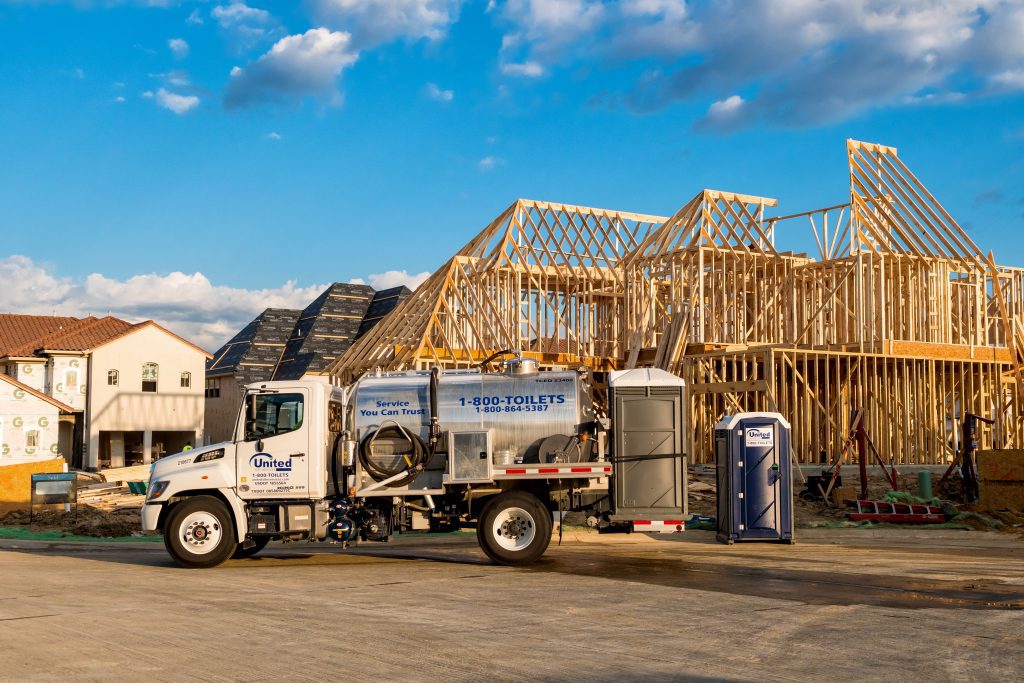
[{"left": 714, "top": 412, "right": 794, "bottom": 544}]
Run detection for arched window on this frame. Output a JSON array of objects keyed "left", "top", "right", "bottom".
[
  {"left": 142, "top": 362, "right": 159, "bottom": 393},
  {"left": 26, "top": 430, "right": 39, "bottom": 449},
  {"left": 107, "top": 369, "right": 119, "bottom": 386},
  {"left": 180, "top": 371, "right": 191, "bottom": 388}
]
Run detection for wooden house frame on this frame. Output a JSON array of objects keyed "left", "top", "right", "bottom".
[{"left": 331, "top": 140, "right": 1024, "bottom": 465}]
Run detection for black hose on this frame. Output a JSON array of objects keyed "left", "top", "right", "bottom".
[
  {"left": 359, "top": 426, "right": 430, "bottom": 487},
  {"left": 330, "top": 432, "right": 344, "bottom": 498},
  {"left": 478, "top": 349, "right": 515, "bottom": 370}
]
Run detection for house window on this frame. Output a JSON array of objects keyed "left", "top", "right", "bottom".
[
  {"left": 65, "top": 368, "right": 79, "bottom": 391},
  {"left": 142, "top": 362, "right": 159, "bottom": 393},
  {"left": 26, "top": 430, "right": 39, "bottom": 449},
  {"left": 205, "top": 378, "right": 221, "bottom": 399},
  {"left": 108, "top": 369, "right": 119, "bottom": 386},
  {"left": 181, "top": 371, "right": 191, "bottom": 388}
]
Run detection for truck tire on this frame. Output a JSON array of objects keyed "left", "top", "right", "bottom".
[
  {"left": 476, "top": 491, "right": 552, "bottom": 565},
  {"left": 164, "top": 496, "right": 237, "bottom": 569},
  {"left": 232, "top": 536, "right": 271, "bottom": 559}
]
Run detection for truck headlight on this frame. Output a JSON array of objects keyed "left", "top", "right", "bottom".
[
  {"left": 147, "top": 480, "right": 170, "bottom": 500},
  {"left": 193, "top": 449, "right": 224, "bottom": 463}
]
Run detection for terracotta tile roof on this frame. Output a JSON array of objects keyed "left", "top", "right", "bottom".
[
  {"left": 0, "top": 314, "right": 82, "bottom": 357},
  {"left": 36, "top": 316, "right": 134, "bottom": 353},
  {"left": 0, "top": 372, "right": 74, "bottom": 413},
  {"left": 0, "top": 313, "right": 210, "bottom": 359}
]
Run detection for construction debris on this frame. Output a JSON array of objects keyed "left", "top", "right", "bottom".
[{"left": 847, "top": 500, "right": 946, "bottom": 524}]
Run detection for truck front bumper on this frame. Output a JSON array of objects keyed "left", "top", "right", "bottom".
[{"left": 141, "top": 502, "right": 163, "bottom": 532}]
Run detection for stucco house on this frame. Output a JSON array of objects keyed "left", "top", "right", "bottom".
[{"left": 0, "top": 314, "right": 211, "bottom": 470}]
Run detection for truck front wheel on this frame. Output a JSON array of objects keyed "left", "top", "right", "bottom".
[
  {"left": 164, "top": 496, "right": 237, "bottom": 569},
  {"left": 476, "top": 491, "right": 552, "bottom": 565}
]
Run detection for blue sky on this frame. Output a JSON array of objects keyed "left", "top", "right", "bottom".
[{"left": 2, "top": 1, "right": 1024, "bottom": 349}]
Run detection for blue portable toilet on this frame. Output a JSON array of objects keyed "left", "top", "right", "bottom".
[{"left": 714, "top": 412, "right": 794, "bottom": 544}]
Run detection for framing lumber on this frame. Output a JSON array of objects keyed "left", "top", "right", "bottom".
[{"left": 330, "top": 140, "right": 1024, "bottom": 465}]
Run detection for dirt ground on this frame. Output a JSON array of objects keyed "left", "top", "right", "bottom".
[{"left": 0, "top": 505, "right": 152, "bottom": 538}]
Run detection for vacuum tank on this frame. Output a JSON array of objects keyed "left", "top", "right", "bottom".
[{"left": 352, "top": 365, "right": 596, "bottom": 467}]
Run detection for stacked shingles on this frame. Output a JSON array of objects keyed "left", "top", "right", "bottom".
[
  {"left": 273, "top": 283, "right": 374, "bottom": 380},
  {"left": 207, "top": 308, "right": 300, "bottom": 384},
  {"left": 356, "top": 286, "right": 412, "bottom": 339}
]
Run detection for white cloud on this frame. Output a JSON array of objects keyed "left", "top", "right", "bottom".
[
  {"left": 225, "top": 28, "right": 358, "bottom": 108},
  {"left": 149, "top": 87, "right": 200, "bottom": 114},
  {"left": 424, "top": 82, "right": 453, "bottom": 102},
  {"left": 311, "top": 0, "right": 463, "bottom": 48},
  {"left": 211, "top": 1, "right": 279, "bottom": 49},
  {"left": 497, "top": 0, "right": 606, "bottom": 69},
  {"left": 150, "top": 69, "right": 190, "bottom": 87},
  {"left": 212, "top": 1, "right": 272, "bottom": 27},
  {"left": 168, "top": 37, "right": 189, "bottom": 59},
  {"left": 500, "top": 60, "right": 544, "bottom": 77},
  {"left": 0, "top": 256, "right": 432, "bottom": 351},
  {"left": 349, "top": 270, "right": 431, "bottom": 291},
  {"left": 266, "top": 131, "right": 282, "bottom": 140},
  {"left": 186, "top": 8, "right": 204, "bottom": 25},
  {"left": 694, "top": 94, "right": 747, "bottom": 133},
  {"left": 0, "top": 255, "right": 328, "bottom": 352},
  {"left": 495, "top": 0, "right": 1024, "bottom": 130},
  {"left": 478, "top": 155, "right": 503, "bottom": 170},
  {"left": 113, "top": 95, "right": 126, "bottom": 103}
]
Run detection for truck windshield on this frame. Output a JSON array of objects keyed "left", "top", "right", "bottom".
[{"left": 246, "top": 393, "right": 304, "bottom": 441}]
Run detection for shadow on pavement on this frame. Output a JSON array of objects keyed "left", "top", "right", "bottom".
[{"left": 4, "top": 535, "right": 1023, "bottom": 610}]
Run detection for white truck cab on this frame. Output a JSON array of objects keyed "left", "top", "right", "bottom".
[{"left": 144, "top": 361, "right": 691, "bottom": 569}]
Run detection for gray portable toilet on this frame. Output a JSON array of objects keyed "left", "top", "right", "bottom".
[
  {"left": 714, "top": 412, "right": 794, "bottom": 544},
  {"left": 608, "top": 369, "right": 687, "bottom": 524}
]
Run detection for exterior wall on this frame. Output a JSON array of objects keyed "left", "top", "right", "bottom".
[
  {"left": 0, "top": 381, "right": 61, "bottom": 461},
  {"left": 203, "top": 375, "right": 243, "bottom": 444},
  {"left": 86, "top": 325, "right": 207, "bottom": 468},
  {"left": 11, "top": 361, "right": 46, "bottom": 393},
  {"left": 46, "top": 354, "right": 87, "bottom": 411}
]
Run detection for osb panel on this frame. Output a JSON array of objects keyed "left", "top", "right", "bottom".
[{"left": 0, "top": 457, "right": 65, "bottom": 513}]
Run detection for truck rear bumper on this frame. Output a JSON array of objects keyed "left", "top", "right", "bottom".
[{"left": 141, "top": 503, "right": 163, "bottom": 532}]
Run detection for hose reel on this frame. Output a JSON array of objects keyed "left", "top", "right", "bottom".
[{"left": 358, "top": 420, "right": 430, "bottom": 487}]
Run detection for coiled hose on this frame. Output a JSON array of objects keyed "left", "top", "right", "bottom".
[{"left": 358, "top": 424, "right": 430, "bottom": 488}]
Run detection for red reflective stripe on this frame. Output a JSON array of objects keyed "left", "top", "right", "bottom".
[
  {"left": 570, "top": 467, "right": 590, "bottom": 473},
  {"left": 634, "top": 520, "right": 684, "bottom": 526},
  {"left": 538, "top": 468, "right": 559, "bottom": 474},
  {"left": 503, "top": 469, "right": 527, "bottom": 474}
]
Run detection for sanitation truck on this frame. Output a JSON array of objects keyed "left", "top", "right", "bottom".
[{"left": 142, "top": 355, "right": 690, "bottom": 568}]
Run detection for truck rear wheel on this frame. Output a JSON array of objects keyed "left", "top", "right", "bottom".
[
  {"left": 477, "top": 491, "right": 552, "bottom": 565},
  {"left": 164, "top": 496, "right": 236, "bottom": 569}
]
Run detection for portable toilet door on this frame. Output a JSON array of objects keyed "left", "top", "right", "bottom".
[{"left": 714, "top": 412, "right": 794, "bottom": 544}]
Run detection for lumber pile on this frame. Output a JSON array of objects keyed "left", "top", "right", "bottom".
[{"left": 77, "top": 480, "right": 145, "bottom": 511}]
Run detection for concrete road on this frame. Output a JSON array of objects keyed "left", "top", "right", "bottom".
[{"left": 1, "top": 528, "right": 1022, "bottom": 682}]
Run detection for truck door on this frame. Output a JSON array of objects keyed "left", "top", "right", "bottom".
[{"left": 236, "top": 390, "right": 311, "bottom": 500}]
